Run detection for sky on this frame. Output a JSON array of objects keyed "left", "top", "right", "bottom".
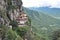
[{"left": 22, "top": 0, "right": 60, "bottom": 8}]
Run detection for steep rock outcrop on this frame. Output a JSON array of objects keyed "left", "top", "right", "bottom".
[{"left": 0, "top": 0, "right": 32, "bottom": 40}]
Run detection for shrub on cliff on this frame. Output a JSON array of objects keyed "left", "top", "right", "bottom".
[
  {"left": 9, "top": 20, "right": 18, "bottom": 30},
  {"left": 7, "top": 29, "right": 23, "bottom": 40},
  {"left": 15, "top": 26, "right": 29, "bottom": 37}
]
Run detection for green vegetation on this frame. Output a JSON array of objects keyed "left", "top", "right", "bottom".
[
  {"left": 0, "top": 24, "right": 29, "bottom": 40},
  {"left": 15, "top": 27, "right": 29, "bottom": 37},
  {"left": 0, "top": 24, "right": 8, "bottom": 40},
  {"left": 1, "top": 0, "right": 60, "bottom": 40},
  {"left": 7, "top": 25, "right": 30, "bottom": 40},
  {"left": 10, "top": 20, "right": 18, "bottom": 30},
  {"left": 51, "top": 29, "right": 60, "bottom": 40},
  {"left": 7, "top": 29, "right": 18, "bottom": 40},
  {"left": 23, "top": 7, "right": 60, "bottom": 40}
]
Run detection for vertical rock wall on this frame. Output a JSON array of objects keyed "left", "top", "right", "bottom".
[{"left": 0, "top": 0, "right": 32, "bottom": 40}]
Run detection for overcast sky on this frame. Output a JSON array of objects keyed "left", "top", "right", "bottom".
[{"left": 22, "top": 0, "right": 60, "bottom": 8}]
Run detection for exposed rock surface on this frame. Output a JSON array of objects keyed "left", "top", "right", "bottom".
[{"left": 0, "top": 0, "right": 32, "bottom": 40}]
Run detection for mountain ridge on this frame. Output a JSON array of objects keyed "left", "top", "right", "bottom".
[
  {"left": 28, "top": 7, "right": 60, "bottom": 17},
  {"left": 23, "top": 7, "right": 60, "bottom": 40}
]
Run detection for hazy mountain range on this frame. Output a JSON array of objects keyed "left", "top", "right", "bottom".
[
  {"left": 28, "top": 7, "right": 60, "bottom": 17},
  {"left": 23, "top": 7, "right": 60, "bottom": 40}
]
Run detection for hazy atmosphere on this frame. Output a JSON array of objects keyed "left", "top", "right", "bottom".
[{"left": 22, "top": 0, "right": 60, "bottom": 8}]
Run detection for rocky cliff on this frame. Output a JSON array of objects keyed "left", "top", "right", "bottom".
[{"left": 0, "top": 0, "right": 32, "bottom": 40}]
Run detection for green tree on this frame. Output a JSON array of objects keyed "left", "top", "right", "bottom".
[{"left": 51, "top": 29, "right": 60, "bottom": 40}]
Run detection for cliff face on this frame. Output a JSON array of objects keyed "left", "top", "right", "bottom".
[
  {"left": 0, "top": 0, "right": 26, "bottom": 27},
  {"left": 0, "top": 0, "right": 32, "bottom": 40}
]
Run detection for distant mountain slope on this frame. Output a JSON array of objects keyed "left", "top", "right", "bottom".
[
  {"left": 23, "top": 7, "right": 60, "bottom": 40},
  {"left": 29, "top": 7, "right": 60, "bottom": 17}
]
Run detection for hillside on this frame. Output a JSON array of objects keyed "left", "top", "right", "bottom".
[
  {"left": 23, "top": 7, "right": 60, "bottom": 40},
  {"left": 29, "top": 7, "right": 60, "bottom": 17}
]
